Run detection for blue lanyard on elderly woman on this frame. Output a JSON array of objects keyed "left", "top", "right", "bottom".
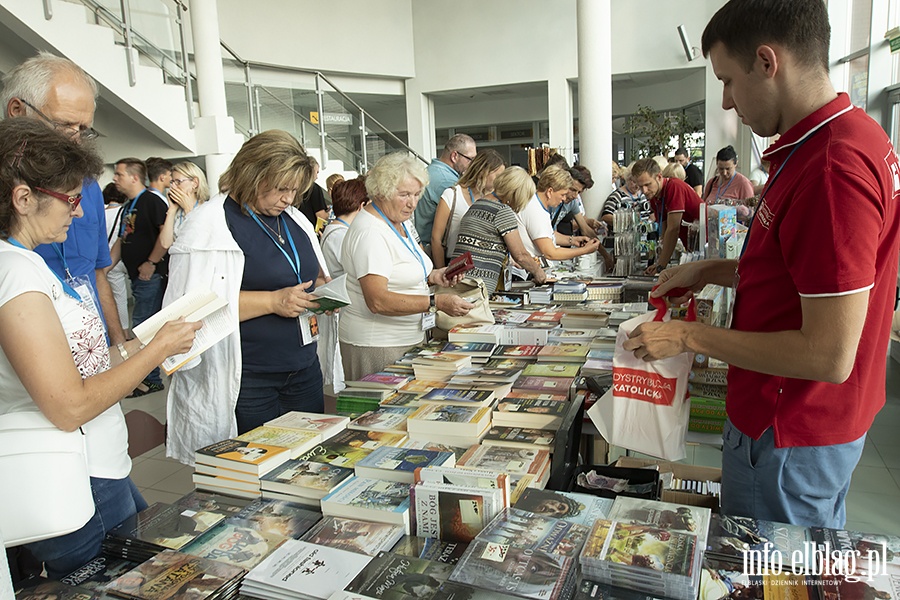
[
  {"left": 370, "top": 202, "right": 428, "bottom": 282},
  {"left": 7, "top": 238, "right": 82, "bottom": 301},
  {"left": 248, "top": 209, "right": 303, "bottom": 284}
]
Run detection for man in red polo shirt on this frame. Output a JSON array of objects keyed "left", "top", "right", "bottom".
[
  {"left": 624, "top": 0, "right": 900, "bottom": 528},
  {"left": 631, "top": 158, "right": 701, "bottom": 275}
]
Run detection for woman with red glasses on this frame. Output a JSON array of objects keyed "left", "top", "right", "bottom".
[{"left": 0, "top": 118, "right": 199, "bottom": 576}]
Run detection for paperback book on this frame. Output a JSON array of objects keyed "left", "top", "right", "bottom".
[
  {"left": 348, "top": 407, "right": 415, "bottom": 433},
  {"left": 260, "top": 459, "right": 355, "bottom": 500},
  {"left": 414, "top": 465, "right": 510, "bottom": 508},
  {"left": 194, "top": 438, "right": 292, "bottom": 476},
  {"left": 449, "top": 540, "right": 578, "bottom": 600},
  {"left": 240, "top": 539, "right": 372, "bottom": 600},
  {"left": 235, "top": 425, "right": 321, "bottom": 459},
  {"left": 456, "top": 445, "right": 550, "bottom": 481},
  {"left": 232, "top": 497, "right": 323, "bottom": 539},
  {"left": 476, "top": 507, "right": 590, "bottom": 558},
  {"left": 301, "top": 516, "right": 406, "bottom": 556},
  {"left": 320, "top": 477, "right": 413, "bottom": 534},
  {"left": 354, "top": 446, "right": 455, "bottom": 484},
  {"left": 482, "top": 426, "right": 555, "bottom": 450},
  {"left": 103, "top": 549, "right": 245, "bottom": 600},
  {"left": 341, "top": 551, "right": 455, "bottom": 600},
  {"left": 299, "top": 429, "right": 409, "bottom": 468},
  {"left": 390, "top": 536, "right": 471, "bottom": 565},
  {"left": 410, "top": 482, "right": 504, "bottom": 542},
  {"left": 514, "top": 488, "right": 614, "bottom": 528},
  {"left": 407, "top": 404, "right": 492, "bottom": 439},
  {"left": 264, "top": 412, "right": 350, "bottom": 439},
  {"left": 179, "top": 520, "right": 287, "bottom": 569},
  {"left": 493, "top": 397, "right": 569, "bottom": 429}
]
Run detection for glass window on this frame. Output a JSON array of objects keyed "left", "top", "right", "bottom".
[
  {"left": 850, "top": 0, "right": 873, "bottom": 52},
  {"left": 848, "top": 54, "right": 870, "bottom": 110}
]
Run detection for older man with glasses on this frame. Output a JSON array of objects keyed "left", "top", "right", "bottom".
[
  {"left": 1, "top": 52, "right": 127, "bottom": 346},
  {"left": 413, "top": 133, "right": 477, "bottom": 256}
]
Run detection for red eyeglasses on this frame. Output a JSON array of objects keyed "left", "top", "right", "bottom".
[{"left": 33, "top": 186, "right": 82, "bottom": 210}]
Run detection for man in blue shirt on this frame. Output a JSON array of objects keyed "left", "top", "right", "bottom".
[
  {"left": 414, "top": 133, "right": 477, "bottom": 250},
  {"left": 2, "top": 53, "right": 127, "bottom": 345}
]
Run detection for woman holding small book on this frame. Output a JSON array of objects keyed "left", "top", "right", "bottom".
[
  {"left": 339, "top": 152, "right": 474, "bottom": 380},
  {"left": 0, "top": 119, "right": 199, "bottom": 577},
  {"left": 165, "top": 130, "right": 332, "bottom": 465}
]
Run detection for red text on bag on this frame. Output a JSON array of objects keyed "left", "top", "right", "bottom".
[{"left": 612, "top": 367, "right": 678, "bottom": 406}]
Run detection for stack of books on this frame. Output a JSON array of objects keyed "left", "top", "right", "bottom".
[
  {"left": 338, "top": 373, "right": 410, "bottom": 416},
  {"left": 409, "top": 478, "right": 505, "bottom": 542},
  {"left": 234, "top": 425, "right": 322, "bottom": 459},
  {"left": 193, "top": 439, "right": 293, "bottom": 498},
  {"left": 319, "top": 477, "right": 414, "bottom": 534},
  {"left": 264, "top": 412, "right": 349, "bottom": 441},
  {"left": 553, "top": 280, "right": 588, "bottom": 302},
  {"left": 296, "top": 429, "right": 408, "bottom": 469},
  {"left": 335, "top": 551, "right": 455, "bottom": 600},
  {"left": 475, "top": 507, "right": 590, "bottom": 558},
  {"left": 689, "top": 367, "right": 729, "bottom": 434},
  {"left": 406, "top": 402, "right": 493, "bottom": 446},
  {"left": 103, "top": 550, "right": 246, "bottom": 600},
  {"left": 240, "top": 539, "right": 372, "bottom": 600},
  {"left": 353, "top": 445, "right": 455, "bottom": 483},
  {"left": 456, "top": 444, "right": 552, "bottom": 489},
  {"left": 259, "top": 459, "right": 355, "bottom": 507},
  {"left": 102, "top": 501, "right": 229, "bottom": 563},
  {"left": 411, "top": 352, "right": 472, "bottom": 380},
  {"left": 439, "top": 341, "right": 497, "bottom": 363},
  {"left": 579, "top": 497, "right": 711, "bottom": 600},
  {"left": 446, "top": 323, "right": 505, "bottom": 344},
  {"left": 300, "top": 516, "right": 405, "bottom": 556},
  {"left": 346, "top": 406, "right": 415, "bottom": 434}
]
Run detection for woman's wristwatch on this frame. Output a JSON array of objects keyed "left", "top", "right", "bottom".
[{"left": 428, "top": 294, "right": 437, "bottom": 314}]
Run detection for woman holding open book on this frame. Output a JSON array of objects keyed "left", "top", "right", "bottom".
[
  {"left": 164, "top": 130, "right": 332, "bottom": 465},
  {"left": 339, "top": 152, "right": 474, "bottom": 381},
  {"left": 0, "top": 119, "right": 199, "bottom": 577}
]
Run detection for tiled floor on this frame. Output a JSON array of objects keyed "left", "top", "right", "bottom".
[{"left": 127, "top": 358, "right": 900, "bottom": 535}]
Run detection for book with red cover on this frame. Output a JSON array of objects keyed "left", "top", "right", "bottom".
[
  {"left": 527, "top": 311, "right": 565, "bottom": 323},
  {"left": 445, "top": 251, "right": 475, "bottom": 279}
]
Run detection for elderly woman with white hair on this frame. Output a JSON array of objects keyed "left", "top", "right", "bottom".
[{"left": 339, "top": 152, "right": 474, "bottom": 380}]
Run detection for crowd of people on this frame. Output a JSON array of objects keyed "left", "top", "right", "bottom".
[{"left": 0, "top": 0, "right": 898, "bottom": 585}]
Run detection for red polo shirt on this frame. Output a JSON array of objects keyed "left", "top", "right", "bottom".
[
  {"left": 650, "top": 177, "right": 702, "bottom": 246},
  {"left": 728, "top": 93, "right": 900, "bottom": 447}
]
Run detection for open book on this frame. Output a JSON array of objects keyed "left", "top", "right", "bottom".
[
  {"left": 132, "top": 290, "right": 235, "bottom": 375},
  {"left": 309, "top": 274, "right": 350, "bottom": 313}
]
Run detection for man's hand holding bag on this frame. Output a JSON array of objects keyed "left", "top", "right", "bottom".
[{"left": 588, "top": 287, "right": 696, "bottom": 461}]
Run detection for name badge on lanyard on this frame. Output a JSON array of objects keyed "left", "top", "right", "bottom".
[{"left": 370, "top": 203, "right": 435, "bottom": 331}]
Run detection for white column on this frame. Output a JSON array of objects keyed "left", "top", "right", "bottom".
[
  {"left": 704, "top": 63, "right": 741, "bottom": 178},
  {"left": 405, "top": 81, "right": 436, "bottom": 159},
  {"left": 189, "top": 0, "right": 241, "bottom": 188},
  {"left": 547, "top": 77, "right": 574, "bottom": 161},
  {"left": 576, "top": 0, "right": 613, "bottom": 217}
]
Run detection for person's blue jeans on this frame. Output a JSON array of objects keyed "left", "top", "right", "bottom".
[
  {"left": 721, "top": 418, "right": 865, "bottom": 528},
  {"left": 25, "top": 476, "right": 147, "bottom": 579},
  {"left": 236, "top": 360, "right": 324, "bottom": 434},
  {"left": 131, "top": 273, "right": 165, "bottom": 385}
]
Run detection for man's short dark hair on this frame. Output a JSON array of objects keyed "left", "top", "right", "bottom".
[
  {"left": 631, "top": 157, "right": 661, "bottom": 179},
  {"left": 117, "top": 157, "right": 147, "bottom": 183},
  {"left": 145, "top": 156, "right": 173, "bottom": 183},
  {"left": 701, "top": 0, "right": 831, "bottom": 73},
  {"left": 674, "top": 147, "right": 689, "bottom": 157},
  {"left": 570, "top": 165, "right": 594, "bottom": 190}
]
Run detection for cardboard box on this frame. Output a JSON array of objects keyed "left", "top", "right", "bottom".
[{"left": 615, "top": 456, "right": 721, "bottom": 511}]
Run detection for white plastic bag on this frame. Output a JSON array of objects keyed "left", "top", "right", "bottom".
[{"left": 588, "top": 294, "right": 695, "bottom": 460}]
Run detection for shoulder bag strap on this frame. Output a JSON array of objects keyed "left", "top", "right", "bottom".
[{"left": 441, "top": 186, "right": 460, "bottom": 250}]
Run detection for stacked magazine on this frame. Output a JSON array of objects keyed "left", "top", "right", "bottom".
[{"left": 579, "top": 497, "right": 711, "bottom": 600}]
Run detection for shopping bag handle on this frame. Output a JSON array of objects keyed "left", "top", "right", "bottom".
[{"left": 648, "top": 286, "right": 697, "bottom": 322}]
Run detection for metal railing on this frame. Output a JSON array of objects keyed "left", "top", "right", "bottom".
[
  {"left": 220, "top": 43, "right": 428, "bottom": 173},
  {"left": 43, "top": 0, "right": 195, "bottom": 127},
  {"left": 41, "top": 0, "right": 422, "bottom": 172}
]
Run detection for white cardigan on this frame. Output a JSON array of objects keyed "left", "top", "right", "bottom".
[{"left": 163, "top": 195, "right": 328, "bottom": 465}]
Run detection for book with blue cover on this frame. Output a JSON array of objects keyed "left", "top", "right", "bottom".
[{"left": 354, "top": 446, "right": 456, "bottom": 484}]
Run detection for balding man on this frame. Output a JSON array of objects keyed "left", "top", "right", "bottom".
[
  {"left": 414, "top": 133, "right": 477, "bottom": 251},
  {"left": 2, "top": 52, "right": 127, "bottom": 345}
]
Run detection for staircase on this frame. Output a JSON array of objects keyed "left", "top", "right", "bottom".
[{"left": 0, "top": 0, "right": 196, "bottom": 154}]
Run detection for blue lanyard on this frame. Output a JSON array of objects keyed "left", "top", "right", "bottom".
[
  {"left": 740, "top": 135, "right": 816, "bottom": 258},
  {"left": 8, "top": 238, "right": 81, "bottom": 301},
  {"left": 51, "top": 243, "right": 73, "bottom": 279},
  {"left": 119, "top": 195, "right": 140, "bottom": 238},
  {"left": 334, "top": 217, "right": 351, "bottom": 228},
  {"left": 715, "top": 174, "right": 736, "bottom": 202},
  {"left": 535, "top": 194, "right": 551, "bottom": 215},
  {"left": 248, "top": 210, "right": 303, "bottom": 284},
  {"left": 467, "top": 188, "right": 476, "bottom": 203},
  {"left": 370, "top": 202, "right": 428, "bottom": 281}
]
